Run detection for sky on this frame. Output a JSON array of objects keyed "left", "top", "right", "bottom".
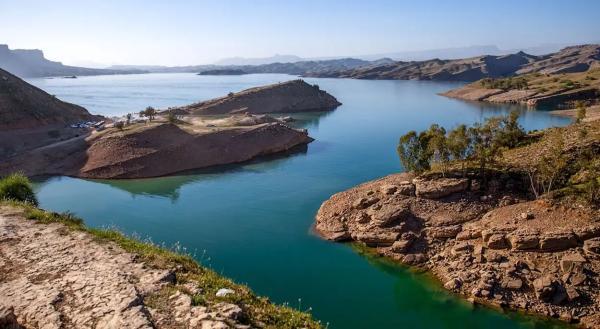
[{"left": 1, "top": 0, "right": 599, "bottom": 66}]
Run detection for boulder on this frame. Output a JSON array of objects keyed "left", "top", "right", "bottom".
[
  {"left": 451, "top": 242, "right": 473, "bottom": 256},
  {"left": 575, "top": 225, "right": 600, "bottom": 241},
  {"left": 444, "top": 278, "right": 462, "bottom": 291},
  {"left": 533, "top": 276, "right": 557, "bottom": 302},
  {"left": 396, "top": 183, "right": 416, "bottom": 196},
  {"left": 380, "top": 184, "right": 398, "bottom": 195},
  {"left": 583, "top": 237, "right": 600, "bottom": 255},
  {"left": 566, "top": 286, "right": 580, "bottom": 302},
  {"left": 539, "top": 232, "right": 578, "bottom": 251},
  {"left": 354, "top": 232, "right": 399, "bottom": 247},
  {"left": 560, "top": 253, "right": 587, "bottom": 273},
  {"left": 414, "top": 178, "right": 469, "bottom": 199},
  {"left": 508, "top": 230, "right": 540, "bottom": 250},
  {"left": 215, "top": 288, "right": 235, "bottom": 297},
  {"left": 520, "top": 212, "right": 534, "bottom": 220},
  {"left": 0, "top": 306, "right": 20, "bottom": 329},
  {"left": 428, "top": 225, "right": 462, "bottom": 239},
  {"left": 402, "top": 253, "right": 426, "bottom": 265},
  {"left": 352, "top": 197, "right": 379, "bottom": 209},
  {"left": 390, "top": 239, "right": 412, "bottom": 253},
  {"left": 501, "top": 278, "right": 523, "bottom": 290},
  {"left": 367, "top": 204, "right": 410, "bottom": 227},
  {"left": 486, "top": 234, "right": 509, "bottom": 249},
  {"left": 456, "top": 229, "right": 482, "bottom": 241},
  {"left": 482, "top": 227, "right": 516, "bottom": 242}
]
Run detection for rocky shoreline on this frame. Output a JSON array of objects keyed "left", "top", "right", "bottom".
[{"left": 315, "top": 173, "right": 600, "bottom": 327}]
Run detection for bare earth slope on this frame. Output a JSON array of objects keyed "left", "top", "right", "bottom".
[
  {"left": 171, "top": 80, "right": 341, "bottom": 115},
  {"left": 0, "top": 68, "right": 99, "bottom": 130}
]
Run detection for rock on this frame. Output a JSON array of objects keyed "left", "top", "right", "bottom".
[
  {"left": 539, "top": 232, "right": 578, "bottom": 251},
  {"left": 428, "top": 225, "right": 462, "bottom": 239},
  {"left": 444, "top": 278, "right": 462, "bottom": 291},
  {"left": 396, "top": 183, "right": 416, "bottom": 196},
  {"left": 354, "top": 212, "right": 370, "bottom": 224},
  {"left": 414, "top": 178, "right": 469, "bottom": 199},
  {"left": 533, "top": 276, "right": 557, "bottom": 302},
  {"left": 0, "top": 306, "right": 20, "bottom": 329},
  {"left": 380, "top": 184, "right": 398, "bottom": 195},
  {"left": 508, "top": 230, "right": 540, "bottom": 250},
  {"left": 583, "top": 237, "right": 600, "bottom": 255},
  {"left": 482, "top": 227, "right": 516, "bottom": 242},
  {"left": 390, "top": 239, "right": 413, "bottom": 254},
  {"left": 200, "top": 320, "right": 230, "bottom": 329},
  {"left": 560, "top": 253, "right": 587, "bottom": 273},
  {"left": 575, "top": 225, "right": 600, "bottom": 241},
  {"left": 352, "top": 197, "right": 380, "bottom": 209},
  {"left": 367, "top": 204, "right": 410, "bottom": 227},
  {"left": 402, "top": 253, "right": 426, "bottom": 265},
  {"left": 470, "top": 180, "right": 481, "bottom": 192},
  {"left": 213, "top": 302, "right": 243, "bottom": 320},
  {"left": 502, "top": 278, "right": 523, "bottom": 290},
  {"left": 570, "top": 272, "right": 587, "bottom": 286},
  {"left": 456, "top": 229, "right": 482, "bottom": 241},
  {"left": 451, "top": 242, "right": 473, "bottom": 256},
  {"left": 215, "top": 288, "right": 235, "bottom": 297},
  {"left": 354, "top": 232, "right": 399, "bottom": 247},
  {"left": 486, "top": 234, "right": 509, "bottom": 249},
  {"left": 566, "top": 286, "right": 580, "bottom": 301},
  {"left": 520, "top": 212, "right": 534, "bottom": 220}
]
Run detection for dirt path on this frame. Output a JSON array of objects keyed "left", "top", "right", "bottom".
[{"left": 0, "top": 207, "right": 248, "bottom": 329}]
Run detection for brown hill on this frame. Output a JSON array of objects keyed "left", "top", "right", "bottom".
[
  {"left": 0, "top": 68, "right": 99, "bottom": 130},
  {"left": 170, "top": 79, "right": 341, "bottom": 115},
  {"left": 308, "top": 45, "right": 600, "bottom": 82}
]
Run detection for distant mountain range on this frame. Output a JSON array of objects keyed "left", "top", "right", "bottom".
[
  {"left": 2, "top": 43, "right": 598, "bottom": 82},
  {"left": 0, "top": 44, "right": 145, "bottom": 78}
]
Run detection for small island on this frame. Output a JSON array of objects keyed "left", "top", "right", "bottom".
[{"left": 197, "top": 69, "right": 248, "bottom": 75}]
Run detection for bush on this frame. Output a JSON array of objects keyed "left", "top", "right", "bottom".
[
  {"left": 0, "top": 174, "right": 38, "bottom": 206},
  {"left": 114, "top": 121, "right": 124, "bottom": 130}
]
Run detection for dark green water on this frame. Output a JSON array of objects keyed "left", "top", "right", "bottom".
[{"left": 29, "top": 73, "right": 571, "bottom": 329}]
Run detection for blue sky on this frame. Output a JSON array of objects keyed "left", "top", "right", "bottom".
[{"left": 1, "top": 0, "right": 599, "bottom": 66}]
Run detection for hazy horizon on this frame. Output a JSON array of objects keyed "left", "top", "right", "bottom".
[{"left": 2, "top": 0, "right": 600, "bottom": 67}]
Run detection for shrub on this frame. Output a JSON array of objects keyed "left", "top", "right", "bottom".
[
  {"left": 114, "top": 121, "right": 124, "bottom": 130},
  {"left": 0, "top": 173, "right": 38, "bottom": 206},
  {"left": 167, "top": 111, "right": 178, "bottom": 124}
]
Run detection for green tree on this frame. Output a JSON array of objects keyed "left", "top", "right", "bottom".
[
  {"left": 144, "top": 106, "right": 157, "bottom": 121},
  {"left": 426, "top": 124, "right": 450, "bottom": 175},
  {"left": 447, "top": 124, "right": 471, "bottom": 176},
  {"left": 126, "top": 113, "right": 132, "bottom": 125},
  {"left": 496, "top": 110, "right": 525, "bottom": 148},
  {"left": 468, "top": 117, "right": 503, "bottom": 182},
  {"left": 0, "top": 173, "right": 38, "bottom": 206},
  {"left": 525, "top": 130, "right": 568, "bottom": 198},
  {"left": 397, "top": 131, "right": 432, "bottom": 173}
]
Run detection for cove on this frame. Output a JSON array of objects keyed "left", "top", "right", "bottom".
[{"left": 28, "top": 73, "right": 570, "bottom": 329}]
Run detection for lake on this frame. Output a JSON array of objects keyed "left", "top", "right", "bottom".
[{"left": 27, "top": 73, "right": 570, "bottom": 329}]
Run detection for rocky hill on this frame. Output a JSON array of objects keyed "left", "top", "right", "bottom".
[
  {"left": 307, "top": 44, "right": 600, "bottom": 82},
  {"left": 170, "top": 79, "right": 341, "bottom": 115},
  {"left": 0, "top": 68, "right": 99, "bottom": 130},
  {"left": 0, "top": 44, "right": 145, "bottom": 78}
]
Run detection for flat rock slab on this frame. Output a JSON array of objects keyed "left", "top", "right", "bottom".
[{"left": 414, "top": 178, "right": 469, "bottom": 199}]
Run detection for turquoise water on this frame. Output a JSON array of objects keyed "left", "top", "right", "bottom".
[{"left": 27, "top": 73, "right": 570, "bottom": 329}]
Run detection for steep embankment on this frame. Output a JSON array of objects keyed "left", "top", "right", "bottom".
[
  {"left": 315, "top": 121, "right": 600, "bottom": 327},
  {"left": 170, "top": 79, "right": 341, "bottom": 115},
  {"left": 308, "top": 44, "right": 600, "bottom": 82},
  {"left": 0, "top": 68, "right": 99, "bottom": 130},
  {"left": 0, "top": 204, "right": 320, "bottom": 328}
]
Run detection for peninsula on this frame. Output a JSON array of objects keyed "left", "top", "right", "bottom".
[
  {"left": 0, "top": 72, "right": 338, "bottom": 179},
  {"left": 315, "top": 115, "right": 600, "bottom": 327}
]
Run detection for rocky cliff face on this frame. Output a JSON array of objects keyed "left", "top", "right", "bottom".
[
  {"left": 171, "top": 79, "right": 341, "bottom": 115},
  {"left": 0, "top": 68, "right": 99, "bottom": 130}
]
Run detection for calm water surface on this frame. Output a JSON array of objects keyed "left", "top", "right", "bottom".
[{"left": 27, "top": 73, "right": 570, "bottom": 329}]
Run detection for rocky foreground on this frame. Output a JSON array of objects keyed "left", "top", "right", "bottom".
[
  {"left": 316, "top": 173, "right": 600, "bottom": 327},
  {"left": 0, "top": 205, "right": 319, "bottom": 328}
]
